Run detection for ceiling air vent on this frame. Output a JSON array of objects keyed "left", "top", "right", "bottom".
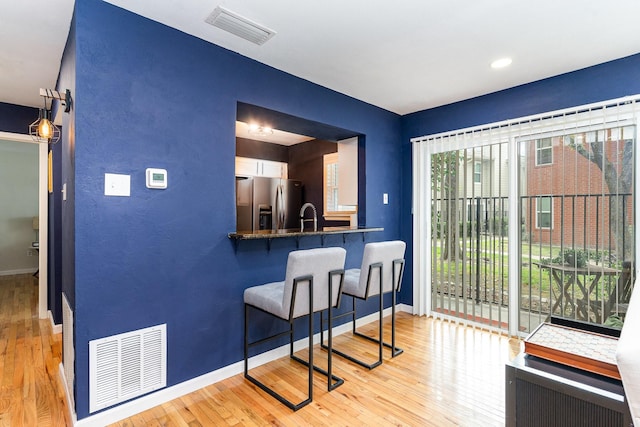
[{"left": 205, "top": 6, "right": 276, "bottom": 45}]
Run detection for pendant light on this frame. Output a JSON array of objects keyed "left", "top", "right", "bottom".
[
  {"left": 30, "top": 107, "right": 60, "bottom": 144},
  {"left": 28, "top": 88, "right": 71, "bottom": 144}
]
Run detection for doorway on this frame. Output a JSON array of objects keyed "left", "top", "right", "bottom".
[{"left": 0, "top": 131, "right": 48, "bottom": 319}]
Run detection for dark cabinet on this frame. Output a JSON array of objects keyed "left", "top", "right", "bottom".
[{"left": 506, "top": 352, "right": 632, "bottom": 426}]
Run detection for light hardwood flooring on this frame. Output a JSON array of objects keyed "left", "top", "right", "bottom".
[
  {"left": 113, "top": 312, "right": 521, "bottom": 426},
  {"left": 1, "top": 273, "right": 522, "bottom": 426},
  {"left": 0, "top": 274, "right": 70, "bottom": 426}
]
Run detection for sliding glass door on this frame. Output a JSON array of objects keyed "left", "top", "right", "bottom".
[
  {"left": 431, "top": 143, "right": 510, "bottom": 330},
  {"left": 412, "top": 97, "right": 639, "bottom": 335},
  {"left": 519, "top": 126, "right": 635, "bottom": 332}
]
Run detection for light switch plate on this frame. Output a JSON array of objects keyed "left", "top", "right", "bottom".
[
  {"left": 383, "top": 193, "right": 389, "bottom": 204},
  {"left": 105, "top": 173, "right": 131, "bottom": 197}
]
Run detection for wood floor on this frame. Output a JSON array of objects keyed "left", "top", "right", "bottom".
[
  {"left": 113, "top": 313, "right": 521, "bottom": 426},
  {"left": 0, "top": 273, "right": 522, "bottom": 426},
  {"left": 0, "top": 274, "right": 70, "bottom": 426}
]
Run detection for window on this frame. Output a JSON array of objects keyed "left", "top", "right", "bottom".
[
  {"left": 535, "top": 138, "right": 552, "bottom": 165},
  {"left": 413, "top": 95, "right": 638, "bottom": 336},
  {"left": 535, "top": 196, "right": 552, "bottom": 229},
  {"left": 325, "top": 153, "right": 339, "bottom": 212},
  {"left": 323, "top": 152, "right": 356, "bottom": 219},
  {"left": 473, "top": 162, "right": 481, "bottom": 183}
]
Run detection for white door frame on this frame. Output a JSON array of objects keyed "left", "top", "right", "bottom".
[{"left": 0, "top": 131, "right": 48, "bottom": 319}]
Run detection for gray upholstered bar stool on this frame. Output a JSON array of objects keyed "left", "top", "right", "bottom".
[
  {"left": 243, "top": 247, "right": 346, "bottom": 411},
  {"left": 322, "top": 240, "right": 405, "bottom": 369}
]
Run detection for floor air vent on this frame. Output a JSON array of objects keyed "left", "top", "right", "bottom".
[{"left": 89, "top": 324, "right": 166, "bottom": 413}]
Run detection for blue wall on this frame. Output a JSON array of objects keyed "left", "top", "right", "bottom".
[
  {"left": 398, "top": 53, "right": 640, "bottom": 305},
  {"left": 47, "top": 138, "right": 63, "bottom": 324},
  {"left": 0, "top": 102, "right": 38, "bottom": 134},
  {"left": 58, "top": 9, "right": 76, "bottom": 320},
  {"left": 62, "top": 0, "right": 640, "bottom": 419},
  {"left": 67, "top": 0, "right": 402, "bottom": 419}
]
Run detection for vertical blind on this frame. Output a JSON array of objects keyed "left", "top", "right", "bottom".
[{"left": 412, "top": 95, "right": 640, "bottom": 336}]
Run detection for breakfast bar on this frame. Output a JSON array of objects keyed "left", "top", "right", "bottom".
[{"left": 228, "top": 226, "right": 383, "bottom": 250}]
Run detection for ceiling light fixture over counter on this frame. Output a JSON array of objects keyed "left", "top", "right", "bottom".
[
  {"left": 491, "top": 57, "right": 513, "bottom": 69},
  {"left": 247, "top": 123, "right": 274, "bottom": 136},
  {"left": 235, "top": 120, "right": 316, "bottom": 146}
]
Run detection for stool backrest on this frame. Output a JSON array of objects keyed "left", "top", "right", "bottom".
[
  {"left": 283, "top": 247, "right": 346, "bottom": 319},
  {"left": 359, "top": 240, "right": 406, "bottom": 297}
]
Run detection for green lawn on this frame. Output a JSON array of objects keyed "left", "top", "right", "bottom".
[{"left": 431, "top": 237, "right": 617, "bottom": 303}]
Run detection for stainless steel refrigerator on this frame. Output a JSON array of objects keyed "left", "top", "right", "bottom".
[{"left": 236, "top": 177, "right": 303, "bottom": 232}]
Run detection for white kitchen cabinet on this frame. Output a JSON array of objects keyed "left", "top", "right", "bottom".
[
  {"left": 235, "top": 157, "right": 288, "bottom": 179},
  {"left": 260, "top": 159, "right": 287, "bottom": 178},
  {"left": 235, "top": 157, "right": 260, "bottom": 176}
]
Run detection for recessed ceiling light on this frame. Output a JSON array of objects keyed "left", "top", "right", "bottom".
[{"left": 491, "top": 57, "right": 512, "bottom": 69}]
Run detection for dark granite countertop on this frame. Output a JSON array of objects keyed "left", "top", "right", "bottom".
[{"left": 228, "top": 226, "right": 383, "bottom": 240}]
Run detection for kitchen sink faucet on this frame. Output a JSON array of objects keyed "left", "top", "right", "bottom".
[{"left": 300, "top": 203, "right": 318, "bottom": 232}]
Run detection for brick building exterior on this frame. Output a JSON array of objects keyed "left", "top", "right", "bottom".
[{"left": 525, "top": 131, "right": 633, "bottom": 254}]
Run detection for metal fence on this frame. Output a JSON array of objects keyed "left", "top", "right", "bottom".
[
  {"left": 520, "top": 193, "right": 634, "bottom": 331},
  {"left": 432, "top": 193, "right": 634, "bottom": 333}
]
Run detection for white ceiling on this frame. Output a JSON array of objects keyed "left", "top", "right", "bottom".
[
  {"left": 3, "top": 1, "right": 640, "bottom": 115},
  {"left": 0, "top": 0, "right": 75, "bottom": 108}
]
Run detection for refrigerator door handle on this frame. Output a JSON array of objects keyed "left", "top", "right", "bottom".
[
  {"left": 275, "top": 185, "right": 285, "bottom": 229},
  {"left": 280, "top": 185, "right": 286, "bottom": 226}
]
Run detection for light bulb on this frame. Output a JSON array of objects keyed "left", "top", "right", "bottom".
[{"left": 38, "top": 118, "right": 53, "bottom": 139}]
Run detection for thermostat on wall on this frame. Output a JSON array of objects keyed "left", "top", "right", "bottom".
[{"left": 146, "top": 168, "right": 168, "bottom": 189}]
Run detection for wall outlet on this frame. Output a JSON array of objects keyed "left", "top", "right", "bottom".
[{"left": 27, "top": 249, "right": 37, "bottom": 257}]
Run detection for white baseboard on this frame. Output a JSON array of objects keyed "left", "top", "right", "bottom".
[
  {"left": 48, "top": 310, "right": 62, "bottom": 334},
  {"left": 75, "top": 306, "right": 405, "bottom": 426},
  {"left": 0, "top": 268, "right": 37, "bottom": 276},
  {"left": 60, "top": 363, "right": 78, "bottom": 426},
  {"left": 397, "top": 303, "right": 413, "bottom": 314}
]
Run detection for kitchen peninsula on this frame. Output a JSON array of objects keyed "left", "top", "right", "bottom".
[{"left": 229, "top": 226, "right": 383, "bottom": 250}]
